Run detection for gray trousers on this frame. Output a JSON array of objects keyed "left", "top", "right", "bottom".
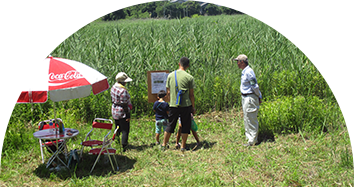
[{"left": 242, "top": 94, "right": 260, "bottom": 145}]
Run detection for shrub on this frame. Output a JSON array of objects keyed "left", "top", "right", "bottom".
[
  {"left": 192, "top": 14, "right": 200, "bottom": 19},
  {"left": 258, "top": 96, "right": 343, "bottom": 135}
]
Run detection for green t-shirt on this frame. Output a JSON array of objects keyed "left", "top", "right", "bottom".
[{"left": 166, "top": 70, "right": 195, "bottom": 107}]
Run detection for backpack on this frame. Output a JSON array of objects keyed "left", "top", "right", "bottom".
[
  {"left": 67, "top": 149, "right": 79, "bottom": 168},
  {"left": 175, "top": 71, "right": 186, "bottom": 106}
]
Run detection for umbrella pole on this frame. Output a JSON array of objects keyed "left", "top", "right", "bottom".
[{"left": 53, "top": 102, "right": 57, "bottom": 120}]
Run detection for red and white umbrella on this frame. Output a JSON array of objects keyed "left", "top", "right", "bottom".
[
  {"left": 17, "top": 56, "right": 109, "bottom": 103},
  {"left": 285, "top": 17, "right": 299, "bottom": 23}
]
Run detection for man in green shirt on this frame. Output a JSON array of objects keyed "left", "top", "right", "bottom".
[{"left": 162, "top": 57, "right": 195, "bottom": 153}]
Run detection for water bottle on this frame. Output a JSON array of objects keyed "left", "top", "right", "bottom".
[
  {"left": 49, "top": 120, "right": 54, "bottom": 133},
  {"left": 59, "top": 120, "right": 65, "bottom": 134},
  {"left": 62, "top": 122, "right": 65, "bottom": 134},
  {"left": 54, "top": 119, "right": 59, "bottom": 135}
]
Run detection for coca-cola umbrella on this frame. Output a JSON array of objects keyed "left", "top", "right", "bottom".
[{"left": 17, "top": 56, "right": 109, "bottom": 118}]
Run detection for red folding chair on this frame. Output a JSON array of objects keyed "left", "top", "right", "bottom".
[
  {"left": 80, "top": 118, "right": 114, "bottom": 158},
  {"left": 88, "top": 126, "right": 119, "bottom": 174},
  {"left": 37, "top": 118, "right": 65, "bottom": 164}
]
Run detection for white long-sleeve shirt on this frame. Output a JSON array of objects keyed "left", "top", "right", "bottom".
[{"left": 240, "top": 66, "right": 262, "bottom": 99}]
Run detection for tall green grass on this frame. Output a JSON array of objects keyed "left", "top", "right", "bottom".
[{"left": 9, "top": 14, "right": 341, "bottom": 136}]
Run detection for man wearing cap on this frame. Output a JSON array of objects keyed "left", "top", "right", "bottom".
[
  {"left": 162, "top": 57, "right": 195, "bottom": 153},
  {"left": 111, "top": 72, "right": 133, "bottom": 151},
  {"left": 234, "top": 54, "right": 262, "bottom": 147}
]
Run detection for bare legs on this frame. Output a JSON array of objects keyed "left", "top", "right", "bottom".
[{"left": 176, "top": 124, "right": 200, "bottom": 148}]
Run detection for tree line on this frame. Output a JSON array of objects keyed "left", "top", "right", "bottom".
[
  {"left": 0, "top": 0, "right": 354, "bottom": 37},
  {"left": 91, "top": 0, "right": 260, "bottom": 20}
]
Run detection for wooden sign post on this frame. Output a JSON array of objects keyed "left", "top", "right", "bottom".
[{"left": 147, "top": 70, "right": 170, "bottom": 103}]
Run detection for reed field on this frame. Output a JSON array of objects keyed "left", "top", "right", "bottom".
[{"left": 1, "top": 14, "right": 352, "bottom": 186}]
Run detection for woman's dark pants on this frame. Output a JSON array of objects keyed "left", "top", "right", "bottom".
[{"left": 115, "top": 118, "right": 130, "bottom": 150}]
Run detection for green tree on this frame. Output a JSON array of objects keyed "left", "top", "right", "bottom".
[
  {"left": 203, "top": 4, "right": 221, "bottom": 16},
  {"left": 181, "top": 1, "right": 201, "bottom": 17},
  {"left": 141, "top": 2, "right": 158, "bottom": 18},
  {"left": 110, "top": 2, "right": 127, "bottom": 20},
  {"left": 125, "top": 3, "right": 145, "bottom": 18},
  {"left": 219, "top": 6, "right": 243, "bottom": 15},
  {"left": 156, "top": 1, "right": 180, "bottom": 18},
  {"left": 0, "top": 0, "right": 88, "bottom": 36}
]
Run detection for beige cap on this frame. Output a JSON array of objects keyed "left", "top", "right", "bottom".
[
  {"left": 115, "top": 72, "right": 132, "bottom": 82},
  {"left": 234, "top": 54, "right": 248, "bottom": 62}
]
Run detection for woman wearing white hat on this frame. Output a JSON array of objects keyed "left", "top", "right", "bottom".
[{"left": 111, "top": 72, "right": 133, "bottom": 151}]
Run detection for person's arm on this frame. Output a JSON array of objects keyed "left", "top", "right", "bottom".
[
  {"left": 249, "top": 76, "right": 262, "bottom": 104},
  {"left": 152, "top": 102, "right": 156, "bottom": 112},
  {"left": 251, "top": 82, "right": 262, "bottom": 99},
  {"left": 166, "top": 103, "right": 170, "bottom": 115},
  {"left": 121, "top": 90, "right": 131, "bottom": 121},
  {"left": 248, "top": 73, "right": 262, "bottom": 99},
  {"left": 166, "top": 87, "right": 170, "bottom": 103},
  {"left": 189, "top": 88, "right": 195, "bottom": 114}
]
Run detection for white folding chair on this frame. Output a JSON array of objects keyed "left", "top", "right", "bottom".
[
  {"left": 80, "top": 118, "right": 114, "bottom": 158},
  {"left": 88, "top": 126, "right": 119, "bottom": 174},
  {"left": 37, "top": 118, "right": 65, "bottom": 164}
]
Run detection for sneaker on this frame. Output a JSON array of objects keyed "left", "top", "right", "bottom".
[
  {"left": 181, "top": 148, "right": 186, "bottom": 154},
  {"left": 122, "top": 144, "right": 128, "bottom": 152},
  {"left": 160, "top": 145, "right": 166, "bottom": 151},
  {"left": 155, "top": 142, "right": 160, "bottom": 145},
  {"left": 175, "top": 143, "right": 181, "bottom": 149},
  {"left": 243, "top": 142, "right": 255, "bottom": 147}
]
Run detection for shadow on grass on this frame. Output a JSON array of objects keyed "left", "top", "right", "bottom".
[
  {"left": 256, "top": 131, "right": 275, "bottom": 146},
  {"left": 187, "top": 140, "right": 216, "bottom": 151},
  {"left": 125, "top": 143, "right": 155, "bottom": 152},
  {"left": 33, "top": 153, "right": 136, "bottom": 179},
  {"left": 122, "top": 140, "right": 216, "bottom": 152}
]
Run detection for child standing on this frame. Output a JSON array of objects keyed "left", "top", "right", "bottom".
[
  {"left": 175, "top": 113, "right": 200, "bottom": 150},
  {"left": 153, "top": 90, "right": 170, "bottom": 145}
]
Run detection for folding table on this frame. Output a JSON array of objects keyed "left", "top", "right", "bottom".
[{"left": 33, "top": 128, "right": 79, "bottom": 169}]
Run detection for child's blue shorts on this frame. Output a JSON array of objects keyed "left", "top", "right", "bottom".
[{"left": 155, "top": 119, "right": 167, "bottom": 134}]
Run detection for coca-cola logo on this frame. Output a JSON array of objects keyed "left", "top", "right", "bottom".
[{"left": 49, "top": 70, "right": 84, "bottom": 82}]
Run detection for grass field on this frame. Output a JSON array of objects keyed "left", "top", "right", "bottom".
[
  {"left": 2, "top": 14, "right": 352, "bottom": 186},
  {"left": 1, "top": 109, "right": 352, "bottom": 186}
]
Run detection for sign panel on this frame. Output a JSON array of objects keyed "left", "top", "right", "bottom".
[
  {"left": 147, "top": 70, "right": 169, "bottom": 103},
  {"left": 151, "top": 72, "right": 169, "bottom": 94}
]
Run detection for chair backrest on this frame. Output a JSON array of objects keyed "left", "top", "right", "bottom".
[
  {"left": 89, "top": 118, "right": 114, "bottom": 140},
  {"left": 38, "top": 118, "right": 63, "bottom": 130},
  {"left": 92, "top": 118, "right": 113, "bottom": 129},
  {"left": 92, "top": 122, "right": 113, "bottom": 130}
]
